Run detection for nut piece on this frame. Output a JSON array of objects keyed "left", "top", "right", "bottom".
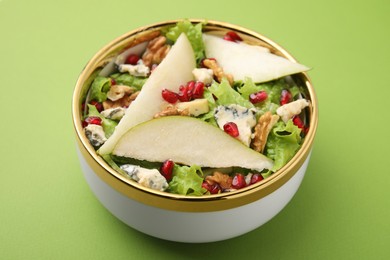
[
  {"left": 103, "top": 90, "right": 140, "bottom": 109},
  {"left": 107, "top": 85, "right": 134, "bottom": 101},
  {"left": 205, "top": 171, "right": 233, "bottom": 190},
  {"left": 202, "top": 58, "right": 234, "bottom": 85},
  {"left": 153, "top": 104, "right": 190, "bottom": 118},
  {"left": 251, "top": 112, "right": 280, "bottom": 153},
  {"left": 142, "top": 36, "right": 171, "bottom": 67}
]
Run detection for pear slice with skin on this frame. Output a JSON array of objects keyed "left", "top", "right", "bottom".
[
  {"left": 112, "top": 116, "right": 274, "bottom": 172},
  {"left": 203, "top": 34, "right": 310, "bottom": 83},
  {"left": 98, "top": 33, "right": 196, "bottom": 155}
]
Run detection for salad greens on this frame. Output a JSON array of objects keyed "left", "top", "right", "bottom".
[
  {"left": 209, "top": 78, "right": 254, "bottom": 109},
  {"left": 168, "top": 164, "right": 206, "bottom": 196},
  {"left": 89, "top": 76, "right": 111, "bottom": 102},
  {"left": 265, "top": 120, "right": 302, "bottom": 171},
  {"left": 81, "top": 19, "right": 310, "bottom": 196},
  {"left": 166, "top": 19, "right": 205, "bottom": 62}
]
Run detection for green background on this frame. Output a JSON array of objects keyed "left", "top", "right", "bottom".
[{"left": 1, "top": 0, "right": 389, "bottom": 259}]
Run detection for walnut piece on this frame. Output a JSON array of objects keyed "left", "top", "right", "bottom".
[
  {"left": 205, "top": 171, "right": 233, "bottom": 190},
  {"left": 103, "top": 90, "right": 140, "bottom": 110},
  {"left": 153, "top": 104, "right": 189, "bottom": 118},
  {"left": 106, "top": 85, "right": 135, "bottom": 101},
  {"left": 251, "top": 112, "right": 280, "bottom": 153},
  {"left": 142, "top": 36, "right": 171, "bottom": 67},
  {"left": 202, "top": 58, "right": 234, "bottom": 85}
]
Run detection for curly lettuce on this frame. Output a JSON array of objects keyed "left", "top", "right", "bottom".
[
  {"left": 209, "top": 78, "right": 254, "bottom": 109},
  {"left": 168, "top": 164, "right": 206, "bottom": 196},
  {"left": 165, "top": 19, "right": 205, "bottom": 62},
  {"left": 110, "top": 73, "right": 147, "bottom": 90},
  {"left": 89, "top": 76, "right": 111, "bottom": 102},
  {"left": 265, "top": 120, "right": 302, "bottom": 171}
]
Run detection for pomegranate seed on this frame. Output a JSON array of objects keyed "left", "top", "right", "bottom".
[
  {"left": 292, "top": 116, "right": 305, "bottom": 129},
  {"left": 223, "top": 122, "right": 239, "bottom": 137},
  {"left": 125, "top": 54, "right": 140, "bottom": 65},
  {"left": 192, "top": 81, "right": 205, "bottom": 99},
  {"left": 110, "top": 78, "right": 116, "bottom": 86},
  {"left": 223, "top": 31, "right": 243, "bottom": 42},
  {"left": 161, "top": 89, "right": 179, "bottom": 103},
  {"left": 202, "top": 181, "right": 221, "bottom": 194},
  {"left": 232, "top": 174, "right": 247, "bottom": 189},
  {"left": 82, "top": 116, "right": 102, "bottom": 127},
  {"left": 160, "top": 160, "right": 174, "bottom": 181},
  {"left": 293, "top": 116, "right": 308, "bottom": 135},
  {"left": 249, "top": 91, "right": 268, "bottom": 104},
  {"left": 280, "top": 89, "right": 292, "bottom": 105},
  {"left": 186, "top": 81, "right": 196, "bottom": 94},
  {"left": 178, "top": 83, "right": 193, "bottom": 102},
  {"left": 90, "top": 100, "right": 104, "bottom": 112},
  {"left": 250, "top": 173, "right": 264, "bottom": 185}
]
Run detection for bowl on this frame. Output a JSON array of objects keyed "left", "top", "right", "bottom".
[{"left": 72, "top": 19, "right": 318, "bottom": 243}]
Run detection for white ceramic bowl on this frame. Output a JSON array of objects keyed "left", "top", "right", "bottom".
[{"left": 72, "top": 19, "right": 318, "bottom": 243}]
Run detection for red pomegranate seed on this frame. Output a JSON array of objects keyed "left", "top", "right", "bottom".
[
  {"left": 292, "top": 116, "right": 305, "bottom": 129},
  {"left": 223, "top": 31, "right": 243, "bottom": 42},
  {"left": 232, "top": 174, "right": 247, "bottom": 189},
  {"left": 90, "top": 100, "right": 104, "bottom": 112},
  {"left": 160, "top": 160, "right": 174, "bottom": 181},
  {"left": 192, "top": 81, "right": 205, "bottom": 99},
  {"left": 125, "top": 54, "right": 140, "bottom": 65},
  {"left": 293, "top": 116, "right": 309, "bottom": 135},
  {"left": 280, "top": 89, "right": 292, "bottom": 105},
  {"left": 161, "top": 89, "right": 179, "bottom": 104},
  {"left": 249, "top": 91, "right": 268, "bottom": 104},
  {"left": 178, "top": 84, "right": 193, "bottom": 102},
  {"left": 250, "top": 173, "right": 264, "bottom": 185},
  {"left": 202, "top": 182, "right": 221, "bottom": 194},
  {"left": 223, "top": 122, "right": 239, "bottom": 137},
  {"left": 82, "top": 116, "right": 102, "bottom": 127},
  {"left": 186, "top": 81, "right": 196, "bottom": 94},
  {"left": 110, "top": 78, "right": 116, "bottom": 86}
]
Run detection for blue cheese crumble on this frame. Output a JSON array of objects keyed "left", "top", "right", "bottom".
[
  {"left": 214, "top": 104, "right": 257, "bottom": 146},
  {"left": 120, "top": 164, "right": 168, "bottom": 191}
]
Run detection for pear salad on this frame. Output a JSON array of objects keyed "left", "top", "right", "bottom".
[{"left": 81, "top": 20, "right": 311, "bottom": 196}]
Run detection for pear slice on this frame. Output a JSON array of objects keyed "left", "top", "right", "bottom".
[
  {"left": 203, "top": 34, "right": 310, "bottom": 83},
  {"left": 98, "top": 33, "right": 196, "bottom": 155},
  {"left": 112, "top": 116, "right": 274, "bottom": 172}
]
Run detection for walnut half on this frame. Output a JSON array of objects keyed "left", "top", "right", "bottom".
[
  {"left": 202, "top": 58, "right": 234, "bottom": 85},
  {"left": 251, "top": 112, "right": 280, "bottom": 153},
  {"left": 142, "top": 36, "right": 171, "bottom": 67},
  {"left": 153, "top": 104, "right": 189, "bottom": 118}
]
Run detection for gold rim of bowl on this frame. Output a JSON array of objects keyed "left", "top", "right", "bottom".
[{"left": 72, "top": 19, "right": 318, "bottom": 212}]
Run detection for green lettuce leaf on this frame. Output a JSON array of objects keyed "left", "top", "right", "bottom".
[
  {"left": 87, "top": 104, "right": 117, "bottom": 138},
  {"left": 209, "top": 78, "right": 254, "bottom": 109},
  {"left": 165, "top": 19, "right": 205, "bottom": 61},
  {"left": 198, "top": 87, "right": 217, "bottom": 126},
  {"left": 238, "top": 78, "right": 305, "bottom": 115},
  {"left": 110, "top": 73, "right": 147, "bottom": 90},
  {"left": 168, "top": 164, "right": 206, "bottom": 196},
  {"left": 265, "top": 120, "right": 302, "bottom": 171},
  {"left": 89, "top": 76, "right": 111, "bottom": 102}
]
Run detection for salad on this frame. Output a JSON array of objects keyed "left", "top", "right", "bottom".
[{"left": 81, "top": 20, "right": 311, "bottom": 196}]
